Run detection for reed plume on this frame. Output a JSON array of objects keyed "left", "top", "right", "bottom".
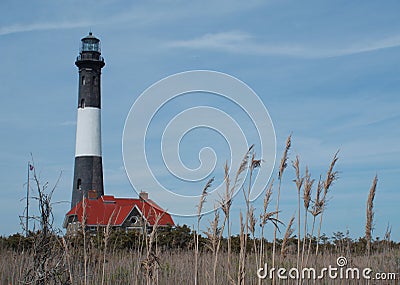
[{"left": 281, "top": 215, "right": 295, "bottom": 260}]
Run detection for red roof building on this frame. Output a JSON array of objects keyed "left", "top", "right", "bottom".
[{"left": 63, "top": 192, "right": 174, "bottom": 234}]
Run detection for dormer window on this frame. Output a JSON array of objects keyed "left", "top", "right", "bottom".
[{"left": 130, "top": 216, "right": 139, "bottom": 225}]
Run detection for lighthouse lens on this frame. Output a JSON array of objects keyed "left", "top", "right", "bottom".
[{"left": 82, "top": 40, "right": 100, "bottom": 52}]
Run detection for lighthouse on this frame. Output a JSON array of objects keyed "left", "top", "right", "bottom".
[
  {"left": 64, "top": 33, "right": 175, "bottom": 234},
  {"left": 71, "top": 32, "right": 105, "bottom": 209}
]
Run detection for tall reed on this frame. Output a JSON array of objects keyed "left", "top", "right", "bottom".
[
  {"left": 315, "top": 151, "right": 339, "bottom": 257},
  {"left": 301, "top": 167, "right": 313, "bottom": 270},
  {"left": 195, "top": 177, "right": 214, "bottom": 285},
  {"left": 305, "top": 176, "right": 323, "bottom": 268},
  {"left": 237, "top": 211, "right": 245, "bottom": 285},
  {"left": 142, "top": 211, "right": 163, "bottom": 285},
  {"left": 220, "top": 162, "right": 234, "bottom": 283},
  {"left": 366, "top": 175, "right": 378, "bottom": 257},
  {"left": 272, "top": 134, "right": 291, "bottom": 276},
  {"left": 82, "top": 194, "right": 88, "bottom": 285},
  {"left": 238, "top": 147, "right": 260, "bottom": 285},
  {"left": 102, "top": 210, "right": 115, "bottom": 285},
  {"left": 259, "top": 179, "right": 275, "bottom": 269},
  {"left": 292, "top": 155, "right": 304, "bottom": 272},
  {"left": 219, "top": 147, "right": 251, "bottom": 284},
  {"left": 204, "top": 207, "right": 221, "bottom": 285}
]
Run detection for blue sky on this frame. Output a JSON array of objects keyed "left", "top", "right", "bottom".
[{"left": 0, "top": 0, "right": 399, "bottom": 241}]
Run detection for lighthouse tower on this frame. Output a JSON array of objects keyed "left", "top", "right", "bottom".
[{"left": 71, "top": 32, "right": 105, "bottom": 209}]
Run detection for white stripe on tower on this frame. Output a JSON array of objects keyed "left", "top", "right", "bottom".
[{"left": 75, "top": 107, "right": 102, "bottom": 157}]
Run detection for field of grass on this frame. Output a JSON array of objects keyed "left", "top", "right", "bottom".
[
  {"left": 1, "top": 136, "right": 399, "bottom": 284},
  {"left": 0, "top": 236, "right": 398, "bottom": 284}
]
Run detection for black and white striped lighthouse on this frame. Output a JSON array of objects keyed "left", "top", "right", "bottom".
[{"left": 71, "top": 32, "right": 105, "bottom": 209}]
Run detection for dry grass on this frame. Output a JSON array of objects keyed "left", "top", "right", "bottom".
[
  {"left": 4, "top": 139, "right": 398, "bottom": 284},
  {"left": 1, "top": 246, "right": 399, "bottom": 285}
]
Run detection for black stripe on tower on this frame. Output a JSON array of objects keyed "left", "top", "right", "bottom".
[
  {"left": 71, "top": 156, "right": 104, "bottom": 209},
  {"left": 77, "top": 67, "right": 102, "bottom": 108}
]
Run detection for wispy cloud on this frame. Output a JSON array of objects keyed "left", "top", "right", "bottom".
[
  {"left": 167, "top": 31, "right": 400, "bottom": 58},
  {"left": 0, "top": 20, "right": 93, "bottom": 36},
  {"left": 0, "top": 0, "right": 265, "bottom": 37}
]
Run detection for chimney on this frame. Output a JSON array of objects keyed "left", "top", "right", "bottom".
[
  {"left": 88, "top": 190, "right": 97, "bottom": 200},
  {"left": 139, "top": 191, "right": 148, "bottom": 201}
]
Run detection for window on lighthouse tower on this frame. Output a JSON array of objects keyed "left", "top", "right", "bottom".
[
  {"left": 80, "top": 98, "right": 85, "bottom": 108},
  {"left": 77, "top": 179, "right": 82, "bottom": 190}
]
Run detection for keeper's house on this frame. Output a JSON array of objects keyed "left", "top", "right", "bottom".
[{"left": 64, "top": 191, "right": 174, "bottom": 235}]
